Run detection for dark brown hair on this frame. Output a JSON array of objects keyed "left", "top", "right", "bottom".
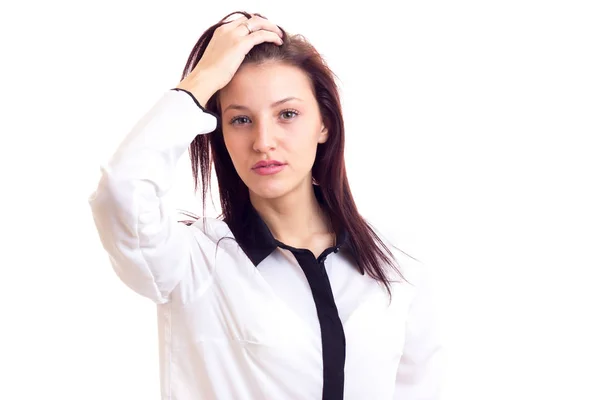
[{"left": 179, "top": 11, "right": 404, "bottom": 294}]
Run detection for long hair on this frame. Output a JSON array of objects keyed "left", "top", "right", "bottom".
[{"left": 179, "top": 11, "right": 404, "bottom": 295}]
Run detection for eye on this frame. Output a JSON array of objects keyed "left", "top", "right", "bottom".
[
  {"left": 229, "top": 109, "right": 299, "bottom": 125},
  {"left": 280, "top": 109, "right": 299, "bottom": 120},
  {"left": 230, "top": 116, "right": 250, "bottom": 125}
]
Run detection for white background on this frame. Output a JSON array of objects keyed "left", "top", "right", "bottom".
[{"left": 1, "top": 0, "right": 599, "bottom": 399}]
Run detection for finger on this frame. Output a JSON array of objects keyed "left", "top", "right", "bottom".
[
  {"left": 248, "top": 15, "right": 283, "bottom": 37},
  {"left": 241, "top": 30, "right": 283, "bottom": 52},
  {"left": 232, "top": 14, "right": 283, "bottom": 38},
  {"left": 219, "top": 15, "right": 249, "bottom": 32}
]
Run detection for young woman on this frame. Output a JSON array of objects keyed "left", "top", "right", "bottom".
[{"left": 89, "top": 10, "right": 443, "bottom": 400}]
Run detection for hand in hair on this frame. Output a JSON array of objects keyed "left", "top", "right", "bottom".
[{"left": 176, "top": 14, "right": 283, "bottom": 107}]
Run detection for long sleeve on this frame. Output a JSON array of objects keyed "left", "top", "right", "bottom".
[
  {"left": 394, "top": 262, "right": 445, "bottom": 399},
  {"left": 88, "top": 89, "right": 218, "bottom": 304}
]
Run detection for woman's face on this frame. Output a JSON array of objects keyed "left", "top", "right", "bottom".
[{"left": 219, "top": 61, "right": 328, "bottom": 200}]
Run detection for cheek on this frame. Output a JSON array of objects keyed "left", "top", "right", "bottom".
[
  {"left": 283, "top": 129, "right": 321, "bottom": 166},
  {"left": 286, "top": 123, "right": 322, "bottom": 148},
  {"left": 223, "top": 134, "right": 248, "bottom": 166}
]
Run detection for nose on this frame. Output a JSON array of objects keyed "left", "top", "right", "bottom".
[{"left": 252, "top": 119, "right": 277, "bottom": 153}]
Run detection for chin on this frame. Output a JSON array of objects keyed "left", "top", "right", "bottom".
[
  {"left": 247, "top": 180, "right": 291, "bottom": 200},
  {"left": 242, "top": 171, "right": 312, "bottom": 201}
]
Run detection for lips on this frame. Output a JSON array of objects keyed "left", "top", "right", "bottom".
[
  {"left": 251, "top": 160, "right": 287, "bottom": 176},
  {"left": 252, "top": 160, "right": 285, "bottom": 169}
]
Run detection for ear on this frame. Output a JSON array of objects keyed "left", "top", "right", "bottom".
[{"left": 318, "top": 123, "right": 329, "bottom": 144}]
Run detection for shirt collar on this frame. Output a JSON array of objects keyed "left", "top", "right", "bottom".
[{"left": 231, "top": 185, "right": 349, "bottom": 267}]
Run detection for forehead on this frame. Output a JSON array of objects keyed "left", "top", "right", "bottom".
[{"left": 219, "top": 62, "right": 315, "bottom": 108}]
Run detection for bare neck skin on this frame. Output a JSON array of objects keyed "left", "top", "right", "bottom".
[{"left": 250, "top": 178, "right": 335, "bottom": 257}]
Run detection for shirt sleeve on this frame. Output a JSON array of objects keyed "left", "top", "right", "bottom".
[
  {"left": 88, "top": 88, "right": 218, "bottom": 304},
  {"left": 394, "top": 261, "right": 445, "bottom": 399}
]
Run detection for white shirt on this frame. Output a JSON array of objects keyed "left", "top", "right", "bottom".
[{"left": 88, "top": 89, "right": 443, "bottom": 399}]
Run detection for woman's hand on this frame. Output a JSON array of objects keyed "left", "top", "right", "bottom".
[{"left": 176, "top": 14, "right": 283, "bottom": 107}]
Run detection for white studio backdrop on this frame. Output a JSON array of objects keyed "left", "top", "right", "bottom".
[{"left": 0, "top": 0, "right": 598, "bottom": 399}]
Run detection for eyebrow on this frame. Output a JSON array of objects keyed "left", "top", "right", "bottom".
[{"left": 223, "top": 97, "right": 302, "bottom": 113}]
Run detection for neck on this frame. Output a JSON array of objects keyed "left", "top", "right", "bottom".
[{"left": 250, "top": 180, "right": 331, "bottom": 245}]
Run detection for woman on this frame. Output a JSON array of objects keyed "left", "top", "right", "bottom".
[{"left": 89, "top": 10, "right": 443, "bottom": 400}]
